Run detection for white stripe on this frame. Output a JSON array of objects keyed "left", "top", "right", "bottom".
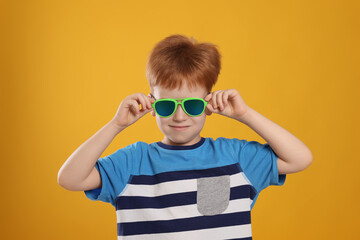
[
  {"left": 118, "top": 224, "right": 252, "bottom": 240},
  {"left": 116, "top": 198, "right": 251, "bottom": 223},
  {"left": 121, "top": 172, "right": 250, "bottom": 197}
]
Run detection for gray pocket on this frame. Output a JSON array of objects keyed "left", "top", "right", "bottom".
[{"left": 197, "top": 175, "right": 230, "bottom": 216}]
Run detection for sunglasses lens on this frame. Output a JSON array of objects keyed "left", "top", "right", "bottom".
[
  {"left": 184, "top": 99, "right": 205, "bottom": 116},
  {"left": 155, "top": 100, "right": 175, "bottom": 117}
]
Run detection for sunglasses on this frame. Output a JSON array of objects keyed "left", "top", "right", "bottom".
[{"left": 150, "top": 93, "right": 208, "bottom": 118}]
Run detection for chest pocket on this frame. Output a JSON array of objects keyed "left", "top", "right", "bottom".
[{"left": 196, "top": 175, "right": 230, "bottom": 216}]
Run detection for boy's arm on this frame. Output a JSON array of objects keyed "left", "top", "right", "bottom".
[
  {"left": 57, "top": 121, "right": 125, "bottom": 191},
  {"left": 57, "top": 93, "right": 154, "bottom": 191},
  {"left": 205, "top": 89, "right": 313, "bottom": 175},
  {"left": 238, "top": 107, "right": 313, "bottom": 174}
]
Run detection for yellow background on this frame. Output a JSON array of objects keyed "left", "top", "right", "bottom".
[{"left": 1, "top": 0, "right": 359, "bottom": 239}]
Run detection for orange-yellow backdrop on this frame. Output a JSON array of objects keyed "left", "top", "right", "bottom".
[{"left": 1, "top": 0, "right": 359, "bottom": 239}]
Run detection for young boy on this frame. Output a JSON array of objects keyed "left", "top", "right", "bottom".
[{"left": 58, "top": 34, "right": 313, "bottom": 239}]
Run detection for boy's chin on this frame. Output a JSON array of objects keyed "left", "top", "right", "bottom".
[{"left": 164, "top": 137, "right": 188, "bottom": 145}]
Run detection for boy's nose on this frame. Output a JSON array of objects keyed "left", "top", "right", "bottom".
[{"left": 173, "top": 104, "right": 188, "bottom": 121}]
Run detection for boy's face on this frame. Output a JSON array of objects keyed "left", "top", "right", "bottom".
[{"left": 150, "top": 83, "right": 209, "bottom": 146}]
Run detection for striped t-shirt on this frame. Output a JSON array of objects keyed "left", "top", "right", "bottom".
[{"left": 84, "top": 137, "right": 286, "bottom": 239}]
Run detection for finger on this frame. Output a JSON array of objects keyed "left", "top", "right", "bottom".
[
  {"left": 127, "top": 100, "right": 140, "bottom": 115},
  {"left": 216, "top": 91, "right": 224, "bottom": 110},
  {"left": 205, "top": 107, "right": 213, "bottom": 116},
  {"left": 136, "top": 94, "right": 148, "bottom": 110},
  {"left": 147, "top": 95, "right": 155, "bottom": 109},
  {"left": 204, "top": 92, "right": 212, "bottom": 102},
  {"left": 211, "top": 91, "right": 218, "bottom": 109},
  {"left": 206, "top": 103, "right": 214, "bottom": 112},
  {"left": 206, "top": 102, "right": 218, "bottom": 113},
  {"left": 138, "top": 107, "right": 152, "bottom": 117},
  {"left": 141, "top": 93, "right": 152, "bottom": 110},
  {"left": 140, "top": 93, "right": 153, "bottom": 110},
  {"left": 147, "top": 94, "right": 155, "bottom": 108},
  {"left": 222, "top": 91, "right": 229, "bottom": 109}
]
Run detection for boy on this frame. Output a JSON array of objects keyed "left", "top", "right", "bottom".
[{"left": 58, "top": 34, "right": 313, "bottom": 239}]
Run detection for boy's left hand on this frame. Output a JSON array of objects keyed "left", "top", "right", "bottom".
[{"left": 205, "top": 89, "right": 250, "bottom": 122}]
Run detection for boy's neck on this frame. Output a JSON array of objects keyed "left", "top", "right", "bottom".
[
  {"left": 157, "top": 137, "right": 206, "bottom": 150},
  {"left": 161, "top": 135, "right": 203, "bottom": 146}
]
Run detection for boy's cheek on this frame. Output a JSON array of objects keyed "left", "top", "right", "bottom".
[{"left": 151, "top": 110, "right": 156, "bottom": 117}]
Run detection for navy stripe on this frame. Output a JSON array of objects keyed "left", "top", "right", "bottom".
[
  {"left": 116, "top": 185, "right": 253, "bottom": 210},
  {"left": 156, "top": 137, "right": 206, "bottom": 150},
  {"left": 129, "top": 163, "right": 241, "bottom": 185},
  {"left": 226, "top": 238, "right": 252, "bottom": 240},
  {"left": 117, "top": 211, "right": 251, "bottom": 236},
  {"left": 117, "top": 191, "right": 196, "bottom": 210}
]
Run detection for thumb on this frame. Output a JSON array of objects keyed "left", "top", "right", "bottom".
[
  {"left": 205, "top": 107, "right": 213, "bottom": 116},
  {"left": 206, "top": 104, "right": 219, "bottom": 115}
]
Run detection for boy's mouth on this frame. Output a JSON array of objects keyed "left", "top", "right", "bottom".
[{"left": 170, "top": 125, "right": 190, "bottom": 131}]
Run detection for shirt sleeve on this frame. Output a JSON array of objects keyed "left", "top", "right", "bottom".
[
  {"left": 83, "top": 143, "right": 138, "bottom": 208},
  {"left": 226, "top": 138, "right": 286, "bottom": 193}
]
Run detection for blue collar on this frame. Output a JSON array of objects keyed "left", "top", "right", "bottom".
[{"left": 156, "top": 137, "right": 206, "bottom": 150}]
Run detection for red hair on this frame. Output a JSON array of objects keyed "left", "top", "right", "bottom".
[{"left": 146, "top": 34, "right": 221, "bottom": 92}]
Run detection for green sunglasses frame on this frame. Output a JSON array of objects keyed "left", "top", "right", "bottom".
[{"left": 151, "top": 97, "right": 208, "bottom": 118}]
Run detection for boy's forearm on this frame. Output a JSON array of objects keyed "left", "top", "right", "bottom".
[
  {"left": 57, "top": 121, "right": 125, "bottom": 188},
  {"left": 238, "top": 107, "right": 313, "bottom": 167}
]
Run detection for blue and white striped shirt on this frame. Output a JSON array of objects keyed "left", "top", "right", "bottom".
[{"left": 84, "top": 137, "right": 286, "bottom": 239}]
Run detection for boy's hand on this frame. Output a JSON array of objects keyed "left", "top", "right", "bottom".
[
  {"left": 205, "top": 89, "right": 250, "bottom": 122},
  {"left": 110, "top": 93, "right": 155, "bottom": 129}
]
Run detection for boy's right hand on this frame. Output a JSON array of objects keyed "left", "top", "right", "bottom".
[{"left": 110, "top": 93, "right": 155, "bottom": 129}]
